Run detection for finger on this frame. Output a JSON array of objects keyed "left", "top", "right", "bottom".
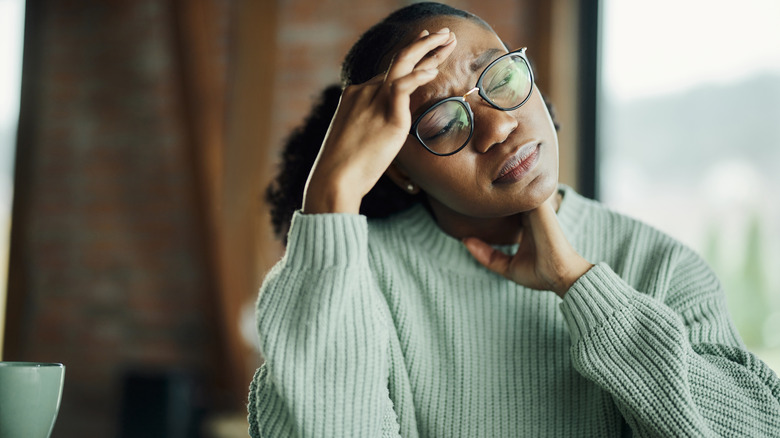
[
  {"left": 388, "top": 68, "right": 439, "bottom": 99},
  {"left": 463, "top": 237, "right": 511, "bottom": 276},
  {"left": 382, "top": 30, "right": 430, "bottom": 82},
  {"left": 385, "top": 28, "right": 454, "bottom": 82},
  {"left": 414, "top": 33, "right": 457, "bottom": 72}
]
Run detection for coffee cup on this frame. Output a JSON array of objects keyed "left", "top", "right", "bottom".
[{"left": 0, "top": 362, "right": 65, "bottom": 438}]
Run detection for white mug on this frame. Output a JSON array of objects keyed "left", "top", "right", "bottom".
[{"left": 0, "top": 362, "right": 65, "bottom": 438}]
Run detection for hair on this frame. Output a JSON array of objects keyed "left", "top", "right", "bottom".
[{"left": 266, "top": 2, "right": 560, "bottom": 242}]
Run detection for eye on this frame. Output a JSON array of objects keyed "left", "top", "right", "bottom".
[
  {"left": 487, "top": 65, "right": 518, "bottom": 93},
  {"left": 418, "top": 103, "right": 469, "bottom": 141},
  {"left": 421, "top": 115, "right": 467, "bottom": 141},
  {"left": 428, "top": 118, "right": 466, "bottom": 140},
  {"left": 491, "top": 72, "right": 513, "bottom": 92}
]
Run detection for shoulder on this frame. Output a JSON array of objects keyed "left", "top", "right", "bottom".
[{"left": 561, "top": 186, "right": 715, "bottom": 301}]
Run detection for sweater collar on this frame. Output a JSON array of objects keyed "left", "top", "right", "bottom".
[{"left": 381, "top": 184, "right": 589, "bottom": 274}]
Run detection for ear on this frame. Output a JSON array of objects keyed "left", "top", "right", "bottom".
[{"left": 385, "top": 161, "right": 421, "bottom": 195}]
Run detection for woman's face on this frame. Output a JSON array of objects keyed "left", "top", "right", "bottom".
[{"left": 393, "top": 17, "right": 559, "bottom": 222}]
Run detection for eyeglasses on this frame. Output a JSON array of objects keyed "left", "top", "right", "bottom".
[{"left": 409, "top": 48, "right": 534, "bottom": 156}]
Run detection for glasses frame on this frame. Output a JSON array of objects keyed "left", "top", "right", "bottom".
[{"left": 409, "top": 47, "right": 534, "bottom": 156}]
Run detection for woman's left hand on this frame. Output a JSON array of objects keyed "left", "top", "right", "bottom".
[{"left": 463, "top": 198, "right": 594, "bottom": 298}]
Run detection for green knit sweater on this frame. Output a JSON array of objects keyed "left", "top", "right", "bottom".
[{"left": 247, "top": 185, "right": 780, "bottom": 437}]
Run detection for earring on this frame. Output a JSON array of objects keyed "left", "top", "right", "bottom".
[{"left": 406, "top": 183, "right": 415, "bottom": 193}]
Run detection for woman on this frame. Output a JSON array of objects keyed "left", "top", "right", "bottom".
[{"left": 249, "top": 3, "right": 780, "bottom": 437}]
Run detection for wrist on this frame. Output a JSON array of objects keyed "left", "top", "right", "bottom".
[
  {"left": 302, "top": 174, "right": 362, "bottom": 214},
  {"left": 554, "top": 259, "right": 594, "bottom": 298}
]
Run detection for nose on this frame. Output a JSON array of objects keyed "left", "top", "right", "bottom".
[{"left": 468, "top": 100, "right": 519, "bottom": 154}]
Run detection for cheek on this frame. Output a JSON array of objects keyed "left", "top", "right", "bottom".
[
  {"left": 397, "top": 144, "right": 480, "bottom": 197},
  {"left": 531, "top": 89, "right": 559, "bottom": 143},
  {"left": 401, "top": 149, "right": 496, "bottom": 216}
]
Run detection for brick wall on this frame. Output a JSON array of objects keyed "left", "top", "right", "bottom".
[{"left": 7, "top": 1, "right": 230, "bottom": 436}]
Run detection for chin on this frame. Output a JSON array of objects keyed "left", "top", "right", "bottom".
[
  {"left": 517, "top": 140, "right": 559, "bottom": 208},
  {"left": 476, "top": 174, "right": 559, "bottom": 218},
  {"left": 520, "top": 174, "right": 557, "bottom": 209},
  {"left": 536, "top": 171, "right": 559, "bottom": 198}
]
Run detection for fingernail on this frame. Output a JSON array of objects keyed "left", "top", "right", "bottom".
[
  {"left": 421, "top": 29, "right": 430, "bottom": 36},
  {"left": 435, "top": 28, "right": 450, "bottom": 34}
]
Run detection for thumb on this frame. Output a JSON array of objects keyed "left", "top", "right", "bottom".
[{"left": 462, "top": 237, "right": 511, "bottom": 276}]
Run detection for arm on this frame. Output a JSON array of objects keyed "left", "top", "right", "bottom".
[
  {"left": 248, "top": 212, "right": 400, "bottom": 437},
  {"left": 560, "top": 255, "right": 780, "bottom": 437},
  {"left": 249, "top": 26, "right": 459, "bottom": 437},
  {"left": 248, "top": 28, "right": 457, "bottom": 437},
  {"left": 464, "top": 199, "right": 780, "bottom": 436}
]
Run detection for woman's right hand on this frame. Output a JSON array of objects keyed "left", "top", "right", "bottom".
[{"left": 302, "top": 28, "right": 457, "bottom": 214}]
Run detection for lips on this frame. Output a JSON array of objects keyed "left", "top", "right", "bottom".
[{"left": 493, "top": 142, "right": 541, "bottom": 184}]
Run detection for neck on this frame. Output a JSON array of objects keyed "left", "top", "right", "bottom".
[{"left": 426, "top": 190, "right": 562, "bottom": 245}]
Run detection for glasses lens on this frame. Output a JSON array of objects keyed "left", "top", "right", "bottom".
[
  {"left": 416, "top": 100, "right": 471, "bottom": 155},
  {"left": 482, "top": 54, "right": 532, "bottom": 109}
]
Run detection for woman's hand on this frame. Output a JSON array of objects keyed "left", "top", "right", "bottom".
[
  {"left": 302, "top": 28, "right": 457, "bottom": 214},
  {"left": 462, "top": 197, "right": 594, "bottom": 298}
]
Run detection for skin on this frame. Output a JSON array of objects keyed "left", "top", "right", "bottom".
[
  {"left": 302, "top": 16, "right": 593, "bottom": 297},
  {"left": 389, "top": 17, "right": 560, "bottom": 240}
]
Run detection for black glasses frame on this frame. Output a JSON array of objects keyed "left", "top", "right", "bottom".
[{"left": 409, "top": 47, "right": 534, "bottom": 156}]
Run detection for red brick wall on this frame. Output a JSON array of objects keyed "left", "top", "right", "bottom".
[{"left": 8, "top": 1, "right": 230, "bottom": 435}]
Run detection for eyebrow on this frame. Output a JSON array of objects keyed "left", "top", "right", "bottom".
[
  {"left": 470, "top": 48, "right": 505, "bottom": 72},
  {"left": 412, "top": 48, "right": 508, "bottom": 119}
]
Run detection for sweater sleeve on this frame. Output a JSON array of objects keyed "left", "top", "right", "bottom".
[
  {"left": 560, "top": 254, "right": 780, "bottom": 437},
  {"left": 247, "top": 212, "right": 401, "bottom": 438}
]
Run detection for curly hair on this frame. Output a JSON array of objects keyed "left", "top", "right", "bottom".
[{"left": 265, "top": 2, "right": 560, "bottom": 242}]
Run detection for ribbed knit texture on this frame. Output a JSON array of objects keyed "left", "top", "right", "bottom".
[{"left": 248, "top": 185, "right": 780, "bottom": 437}]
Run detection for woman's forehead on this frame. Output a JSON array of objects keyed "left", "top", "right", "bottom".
[
  {"left": 415, "top": 47, "right": 502, "bottom": 100},
  {"left": 414, "top": 16, "right": 506, "bottom": 78},
  {"left": 408, "top": 18, "right": 507, "bottom": 114}
]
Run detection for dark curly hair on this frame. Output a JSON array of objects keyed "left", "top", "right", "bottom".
[{"left": 266, "top": 2, "right": 560, "bottom": 242}]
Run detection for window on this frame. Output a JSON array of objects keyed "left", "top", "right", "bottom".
[
  {"left": 0, "top": 0, "right": 25, "bottom": 345},
  {"left": 599, "top": 0, "right": 780, "bottom": 370}
]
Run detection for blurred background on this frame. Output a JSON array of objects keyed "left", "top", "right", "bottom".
[{"left": 0, "top": 0, "right": 777, "bottom": 436}]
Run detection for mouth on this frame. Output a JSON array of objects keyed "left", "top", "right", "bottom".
[{"left": 492, "top": 142, "right": 541, "bottom": 184}]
